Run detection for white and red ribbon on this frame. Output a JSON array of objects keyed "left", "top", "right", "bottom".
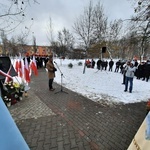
[{"left": 0, "top": 70, "right": 13, "bottom": 81}]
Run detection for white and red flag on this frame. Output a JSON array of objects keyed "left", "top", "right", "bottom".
[
  {"left": 0, "top": 69, "right": 13, "bottom": 83},
  {"left": 18, "top": 53, "right": 23, "bottom": 77},
  {"left": 30, "top": 55, "right": 38, "bottom": 76},
  {"left": 15, "top": 56, "right": 19, "bottom": 73},
  {"left": 4, "top": 64, "right": 13, "bottom": 83},
  {"left": 24, "top": 57, "right": 30, "bottom": 83}
]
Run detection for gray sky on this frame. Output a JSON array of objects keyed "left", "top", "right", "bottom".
[{"left": 11, "top": 0, "right": 135, "bottom": 45}]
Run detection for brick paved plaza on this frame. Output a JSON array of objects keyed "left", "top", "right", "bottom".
[{"left": 9, "top": 69, "right": 147, "bottom": 150}]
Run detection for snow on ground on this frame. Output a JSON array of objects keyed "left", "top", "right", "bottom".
[{"left": 53, "top": 58, "right": 150, "bottom": 104}]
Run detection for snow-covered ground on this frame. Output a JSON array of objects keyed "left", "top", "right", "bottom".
[{"left": 53, "top": 58, "right": 150, "bottom": 104}]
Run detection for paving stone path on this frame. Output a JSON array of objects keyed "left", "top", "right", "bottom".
[{"left": 9, "top": 68, "right": 147, "bottom": 150}]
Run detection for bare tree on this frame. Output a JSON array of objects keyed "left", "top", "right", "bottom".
[
  {"left": 32, "top": 35, "right": 37, "bottom": 54},
  {"left": 57, "top": 28, "right": 74, "bottom": 57},
  {"left": 125, "top": 30, "right": 140, "bottom": 59},
  {"left": 91, "top": 1, "right": 108, "bottom": 59},
  {"left": 1, "top": 33, "right": 29, "bottom": 56},
  {"left": 0, "top": 30, "right": 8, "bottom": 55},
  {"left": 46, "top": 16, "right": 54, "bottom": 46},
  {"left": 0, "top": 0, "right": 37, "bottom": 33},
  {"left": 50, "top": 41, "right": 60, "bottom": 56},
  {"left": 7, "top": 37, "right": 19, "bottom": 56},
  {"left": 73, "top": 0, "right": 95, "bottom": 73},
  {"left": 17, "top": 33, "right": 28, "bottom": 55},
  {"left": 73, "top": 1, "right": 94, "bottom": 53},
  {"left": 92, "top": 1, "right": 107, "bottom": 42},
  {"left": 130, "top": 0, "right": 150, "bottom": 61},
  {"left": 106, "top": 19, "right": 123, "bottom": 59},
  {"left": 133, "top": 0, "right": 150, "bottom": 21}
]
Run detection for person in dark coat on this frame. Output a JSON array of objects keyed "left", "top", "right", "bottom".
[
  {"left": 104, "top": 60, "right": 108, "bottom": 70},
  {"left": 132, "top": 59, "right": 138, "bottom": 77},
  {"left": 114, "top": 60, "right": 121, "bottom": 72},
  {"left": 35, "top": 56, "right": 40, "bottom": 69},
  {"left": 44, "top": 56, "right": 49, "bottom": 68},
  {"left": 27, "top": 56, "right": 31, "bottom": 64},
  {"left": 136, "top": 62, "right": 144, "bottom": 79},
  {"left": 97, "top": 59, "right": 102, "bottom": 70},
  {"left": 108, "top": 59, "right": 114, "bottom": 71},
  {"left": 39, "top": 57, "right": 43, "bottom": 68},
  {"left": 91, "top": 59, "right": 95, "bottom": 68},
  {"left": 142, "top": 60, "right": 150, "bottom": 82},
  {"left": 134, "top": 59, "right": 139, "bottom": 67},
  {"left": 120, "top": 61, "right": 126, "bottom": 74},
  {"left": 101, "top": 60, "right": 105, "bottom": 70}
]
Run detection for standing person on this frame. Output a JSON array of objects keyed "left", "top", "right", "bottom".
[
  {"left": 133, "top": 59, "right": 139, "bottom": 67},
  {"left": 122, "top": 61, "right": 130, "bottom": 84},
  {"left": 108, "top": 59, "right": 114, "bottom": 71},
  {"left": 120, "top": 61, "right": 125, "bottom": 74},
  {"left": 44, "top": 56, "right": 49, "bottom": 68},
  {"left": 97, "top": 59, "right": 102, "bottom": 70},
  {"left": 46, "top": 55, "right": 57, "bottom": 91},
  {"left": 136, "top": 62, "right": 144, "bottom": 79},
  {"left": 114, "top": 60, "right": 121, "bottom": 72},
  {"left": 91, "top": 59, "right": 95, "bottom": 68},
  {"left": 124, "top": 62, "right": 137, "bottom": 93},
  {"left": 101, "top": 60, "right": 105, "bottom": 70},
  {"left": 85, "top": 59, "right": 91, "bottom": 68},
  {"left": 104, "top": 60, "right": 108, "bottom": 70},
  {"left": 142, "top": 60, "right": 150, "bottom": 82}
]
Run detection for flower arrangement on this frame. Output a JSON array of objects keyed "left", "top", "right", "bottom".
[
  {"left": 2, "top": 81, "right": 25, "bottom": 107},
  {"left": 3, "top": 81, "right": 16, "bottom": 94},
  {"left": 3, "top": 96, "right": 11, "bottom": 107}
]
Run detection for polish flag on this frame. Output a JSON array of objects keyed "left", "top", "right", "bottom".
[
  {"left": 18, "top": 54, "right": 23, "bottom": 77},
  {"left": 30, "top": 55, "right": 38, "bottom": 76},
  {"left": 0, "top": 69, "right": 13, "bottom": 83},
  {"left": 4, "top": 64, "right": 13, "bottom": 83},
  {"left": 15, "top": 57, "right": 19, "bottom": 73},
  {"left": 24, "top": 57, "right": 30, "bottom": 83}
]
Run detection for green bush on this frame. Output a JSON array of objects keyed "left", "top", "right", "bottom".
[
  {"left": 68, "top": 63, "right": 73, "bottom": 68},
  {"left": 78, "top": 62, "right": 83, "bottom": 66}
]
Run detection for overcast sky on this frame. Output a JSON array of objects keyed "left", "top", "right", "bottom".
[{"left": 12, "top": 0, "right": 135, "bottom": 46}]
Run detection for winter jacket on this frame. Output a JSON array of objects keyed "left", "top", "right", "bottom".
[
  {"left": 125, "top": 66, "right": 137, "bottom": 78},
  {"left": 144, "top": 62, "right": 150, "bottom": 76},
  {"left": 46, "top": 60, "right": 56, "bottom": 79},
  {"left": 109, "top": 60, "right": 114, "bottom": 67}
]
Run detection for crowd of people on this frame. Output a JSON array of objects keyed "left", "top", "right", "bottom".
[
  {"left": 26, "top": 56, "right": 150, "bottom": 93},
  {"left": 85, "top": 58, "right": 150, "bottom": 93},
  {"left": 86, "top": 58, "right": 150, "bottom": 82},
  {"left": 24, "top": 55, "right": 49, "bottom": 69},
  {"left": 25, "top": 55, "right": 57, "bottom": 91}
]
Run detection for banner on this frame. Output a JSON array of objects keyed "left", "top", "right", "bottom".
[
  {"left": 127, "top": 112, "right": 150, "bottom": 150},
  {"left": 0, "top": 97, "right": 29, "bottom": 150},
  {"left": 0, "top": 57, "right": 17, "bottom": 80}
]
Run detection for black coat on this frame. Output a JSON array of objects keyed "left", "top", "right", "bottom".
[
  {"left": 144, "top": 62, "right": 150, "bottom": 77},
  {"left": 109, "top": 60, "right": 114, "bottom": 67}
]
